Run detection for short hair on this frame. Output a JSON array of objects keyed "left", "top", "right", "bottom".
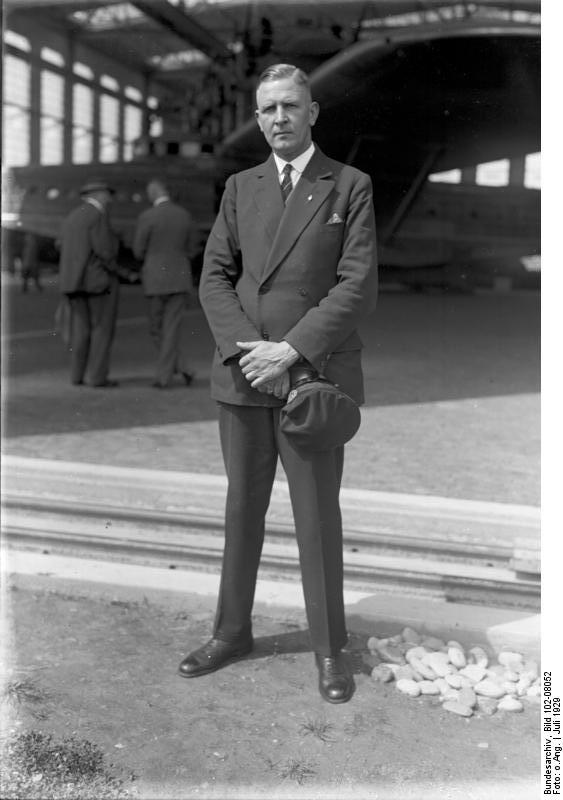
[
  {"left": 147, "top": 178, "right": 168, "bottom": 194},
  {"left": 257, "top": 63, "right": 310, "bottom": 92}
]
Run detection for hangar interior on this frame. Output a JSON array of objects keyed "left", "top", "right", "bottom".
[{"left": 3, "top": 0, "right": 540, "bottom": 289}]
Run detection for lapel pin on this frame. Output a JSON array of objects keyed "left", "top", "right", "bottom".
[{"left": 307, "top": 195, "right": 313, "bottom": 202}]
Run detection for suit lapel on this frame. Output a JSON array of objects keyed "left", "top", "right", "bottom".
[
  {"left": 252, "top": 156, "right": 285, "bottom": 245},
  {"left": 261, "top": 150, "right": 335, "bottom": 284}
]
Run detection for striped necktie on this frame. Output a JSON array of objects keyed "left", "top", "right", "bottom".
[{"left": 280, "top": 163, "right": 293, "bottom": 204}]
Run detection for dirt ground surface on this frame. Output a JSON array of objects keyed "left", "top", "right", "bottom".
[{"left": 2, "top": 572, "right": 540, "bottom": 800}]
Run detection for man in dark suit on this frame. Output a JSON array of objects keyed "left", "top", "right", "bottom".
[
  {"left": 179, "top": 64, "right": 378, "bottom": 704},
  {"left": 58, "top": 179, "right": 121, "bottom": 387},
  {"left": 133, "top": 179, "right": 195, "bottom": 388}
]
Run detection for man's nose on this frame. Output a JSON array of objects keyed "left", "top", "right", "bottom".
[{"left": 274, "top": 106, "right": 288, "bottom": 123}]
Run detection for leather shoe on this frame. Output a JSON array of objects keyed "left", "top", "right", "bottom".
[
  {"left": 178, "top": 637, "right": 253, "bottom": 678},
  {"left": 87, "top": 379, "right": 119, "bottom": 388},
  {"left": 181, "top": 371, "right": 194, "bottom": 386},
  {"left": 315, "top": 652, "right": 354, "bottom": 704}
]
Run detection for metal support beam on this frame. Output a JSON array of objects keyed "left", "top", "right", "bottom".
[
  {"left": 381, "top": 147, "right": 442, "bottom": 245},
  {"left": 131, "top": 0, "right": 231, "bottom": 62}
]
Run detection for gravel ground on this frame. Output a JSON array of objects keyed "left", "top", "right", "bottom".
[{"left": 1, "top": 573, "right": 540, "bottom": 800}]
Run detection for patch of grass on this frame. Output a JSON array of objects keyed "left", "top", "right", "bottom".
[
  {"left": 3, "top": 678, "right": 53, "bottom": 720},
  {"left": 276, "top": 757, "right": 317, "bottom": 785},
  {"left": 0, "top": 730, "right": 134, "bottom": 799},
  {"left": 300, "top": 717, "right": 336, "bottom": 743}
]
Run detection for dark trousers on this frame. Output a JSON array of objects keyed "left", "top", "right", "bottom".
[
  {"left": 68, "top": 277, "right": 119, "bottom": 385},
  {"left": 147, "top": 293, "right": 190, "bottom": 386},
  {"left": 214, "top": 403, "right": 347, "bottom": 656}
]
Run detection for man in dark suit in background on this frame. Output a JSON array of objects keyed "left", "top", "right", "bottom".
[
  {"left": 58, "top": 179, "right": 121, "bottom": 388},
  {"left": 133, "top": 179, "right": 195, "bottom": 388},
  {"left": 179, "top": 64, "right": 378, "bottom": 704}
]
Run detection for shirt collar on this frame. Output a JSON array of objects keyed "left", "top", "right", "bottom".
[
  {"left": 84, "top": 196, "right": 105, "bottom": 213},
  {"left": 274, "top": 142, "right": 315, "bottom": 178},
  {"left": 154, "top": 196, "right": 170, "bottom": 206}
]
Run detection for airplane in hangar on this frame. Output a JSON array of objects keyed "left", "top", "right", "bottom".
[{"left": 2, "top": 0, "right": 540, "bottom": 290}]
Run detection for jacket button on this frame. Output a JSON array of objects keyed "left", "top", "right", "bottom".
[{"left": 262, "top": 331, "right": 270, "bottom": 340}]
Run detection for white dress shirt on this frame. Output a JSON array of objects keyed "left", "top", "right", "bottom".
[{"left": 273, "top": 142, "right": 316, "bottom": 189}]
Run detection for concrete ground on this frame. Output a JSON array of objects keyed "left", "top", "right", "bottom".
[{"left": 1, "top": 273, "right": 543, "bottom": 798}]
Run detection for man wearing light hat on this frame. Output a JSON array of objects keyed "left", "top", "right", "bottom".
[{"left": 58, "top": 179, "right": 121, "bottom": 387}]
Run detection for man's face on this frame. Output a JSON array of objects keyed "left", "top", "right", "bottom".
[{"left": 255, "top": 76, "right": 319, "bottom": 161}]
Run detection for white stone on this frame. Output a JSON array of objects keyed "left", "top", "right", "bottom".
[
  {"left": 396, "top": 679, "right": 421, "bottom": 697},
  {"left": 458, "top": 687, "right": 477, "bottom": 708},
  {"left": 503, "top": 669, "right": 520, "bottom": 682},
  {"left": 367, "top": 636, "right": 380, "bottom": 653},
  {"left": 409, "top": 656, "right": 437, "bottom": 681},
  {"left": 486, "top": 665, "right": 505, "bottom": 680},
  {"left": 380, "top": 662, "right": 400, "bottom": 677},
  {"left": 419, "top": 680, "right": 440, "bottom": 695},
  {"left": 422, "top": 636, "right": 446, "bottom": 650},
  {"left": 498, "top": 651, "right": 524, "bottom": 670},
  {"left": 433, "top": 678, "right": 450, "bottom": 693},
  {"left": 389, "top": 634, "right": 403, "bottom": 645},
  {"left": 441, "top": 687, "right": 461, "bottom": 702},
  {"left": 498, "top": 696, "right": 524, "bottom": 712},
  {"left": 522, "top": 660, "right": 539, "bottom": 680},
  {"left": 468, "top": 646, "right": 489, "bottom": 668},
  {"left": 445, "top": 673, "right": 463, "bottom": 689},
  {"left": 516, "top": 676, "right": 533, "bottom": 696},
  {"left": 422, "top": 651, "right": 454, "bottom": 677},
  {"left": 460, "top": 664, "right": 487, "bottom": 684},
  {"left": 395, "top": 665, "right": 421, "bottom": 682},
  {"left": 476, "top": 696, "right": 498, "bottom": 715},
  {"left": 402, "top": 627, "right": 422, "bottom": 644},
  {"left": 447, "top": 640, "right": 464, "bottom": 650},
  {"left": 501, "top": 681, "right": 518, "bottom": 695},
  {"left": 448, "top": 647, "right": 467, "bottom": 669},
  {"left": 376, "top": 642, "right": 406, "bottom": 665},
  {"left": 405, "top": 646, "right": 429, "bottom": 664},
  {"left": 526, "top": 684, "right": 541, "bottom": 697},
  {"left": 371, "top": 664, "right": 395, "bottom": 683},
  {"left": 443, "top": 700, "right": 473, "bottom": 717},
  {"left": 474, "top": 679, "right": 506, "bottom": 699}
]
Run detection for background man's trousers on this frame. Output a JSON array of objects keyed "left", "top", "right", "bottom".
[
  {"left": 67, "top": 276, "right": 119, "bottom": 385},
  {"left": 214, "top": 402, "right": 347, "bottom": 656},
  {"left": 147, "top": 292, "right": 190, "bottom": 385}
]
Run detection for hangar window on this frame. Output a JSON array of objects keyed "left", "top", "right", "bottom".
[
  {"left": 100, "top": 93, "right": 120, "bottom": 162},
  {"left": 524, "top": 152, "right": 541, "bottom": 189},
  {"left": 2, "top": 54, "right": 31, "bottom": 166},
  {"left": 74, "top": 62, "right": 94, "bottom": 81},
  {"left": 476, "top": 159, "right": 509, "bottom": 187},
  {"left": 124, "top": 104, "right": 143, "bottom": 161},
  {"left": 41, "top": 47, "right": 65, "bottom": 68},
  {"left": 4, "top": 30, "right": 31, "bottom": 52},
  {"left": 428, "top": 169, "right": 461, "bottom": 184},
  {"left": 73, "top": 83, "right": 94, "bottom": 164},
  {"left": 40, "top": 70, "right": 64, "bottom": 164},
  {"left": 101, "top": 74, "right": 119, "bottom": 92},
  {"left": 125, "top": 86, "right": 142, "bottom": 102}
]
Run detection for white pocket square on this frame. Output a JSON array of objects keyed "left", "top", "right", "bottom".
[{"left": 327, "top": 213, "right": 343, "bottom": 224}]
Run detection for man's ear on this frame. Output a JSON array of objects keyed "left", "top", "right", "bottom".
[
  {"left": 310, "top": 101, "right": 320, "bottom": 127},
  {"left": 255, "top": 109, "right": 263, "bottom": 132}
]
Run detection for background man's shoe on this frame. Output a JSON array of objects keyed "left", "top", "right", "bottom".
[
  {"left": 315, "top": 653, "right": 354, "bottom": 704},
  {"left": 181, "top": 371, "right": 194, "bottom": 386},
  {"left": 87, "top": 379, "right": 119, "bottom": 388},
  {"left": 178, "top": 637, "right": 253, "bottom": 678}
]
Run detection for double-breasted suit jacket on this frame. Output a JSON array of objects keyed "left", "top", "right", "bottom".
[
  {"left": 133, "top": 200, "right": 194, "bottom": 296},
  {"left": 199, "top": 147, "right": 378, "bottom": 405}
]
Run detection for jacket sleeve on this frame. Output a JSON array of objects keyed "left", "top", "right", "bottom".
[
  {"left": 132, "top": 212, "right": 149, "bottom": 261},
  {"left": 283, "top": 172, "right": 378, "bottom": 371},
  {"left": 199, "top": 176, "right": 262, "bottom": 363}
]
